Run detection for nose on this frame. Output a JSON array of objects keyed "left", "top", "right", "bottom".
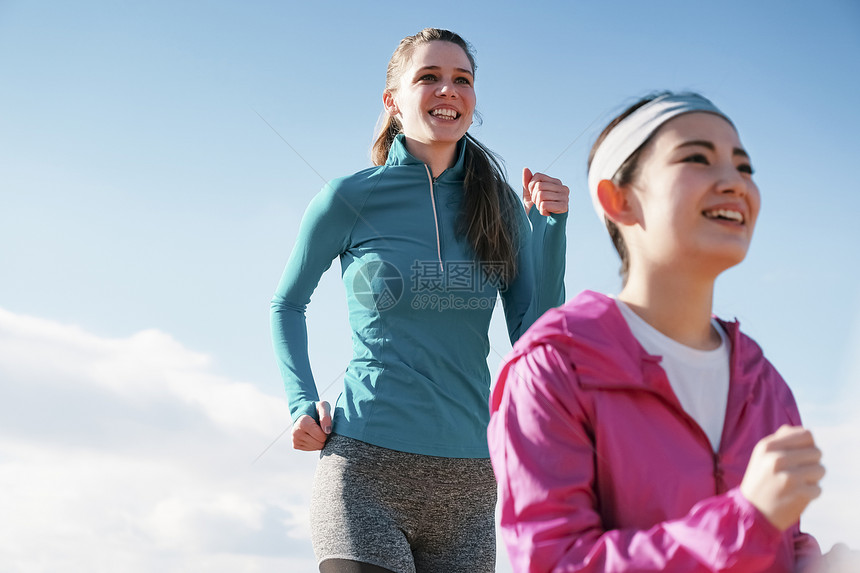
[
  {"left": 717, "top": 164, "right": 748, "bottom": 197},
  {"left": 436, "top": 80, "right": 458, "bottom": 97}
]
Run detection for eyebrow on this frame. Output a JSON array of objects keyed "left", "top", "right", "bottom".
[
  {"left": 676, "top": 140, "right": 749, "bottom": 159},
  {"left": 415, "top": 65, "right": 474, "bottom": 77}
]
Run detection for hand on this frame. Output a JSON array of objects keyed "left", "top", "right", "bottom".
[
  {"left": 291, "top": 401, "right": 332, "bottom": 451},
  {"left": 824, "top": 543, "right": 860, "bottom": 573},
  {"left": 739, "top": 425, "right": 825, "bottom": 531},
  {"left": 522, "top": 167, "right": 569, "bottom": 216}
]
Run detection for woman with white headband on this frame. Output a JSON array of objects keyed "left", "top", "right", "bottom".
[{"left": 487, "top": 92, "right": 843, "bottom": 571}]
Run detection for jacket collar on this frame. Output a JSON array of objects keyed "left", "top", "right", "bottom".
[
  {"left": 385, "top": 133, "right": 467, "bottom": 182},
  {"left": 512, "top": 290, "right": 762, "bottom": 401}
]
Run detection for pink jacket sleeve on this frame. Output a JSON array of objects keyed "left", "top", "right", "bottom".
[
  {"left": 795, "top": 533, "right": 824, "bottom": 573},
  {"left": 488, "top": 343, "right": 789, "bottom": 572}
]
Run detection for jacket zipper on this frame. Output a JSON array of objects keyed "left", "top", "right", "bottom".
[
  {"left": 424, "top": 164, "right": 444, "bottom": 272},
  {"left": 712, "top": 451, "right": 726, "bottom": 495},
  {"left": 638, "top": 358, "right": 727, "bottom": 495}
]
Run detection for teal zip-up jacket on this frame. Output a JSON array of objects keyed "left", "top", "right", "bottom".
[{"left": 271, "top": 134, "right": 566, "bottom": 457}]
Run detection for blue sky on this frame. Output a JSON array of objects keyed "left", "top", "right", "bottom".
[{"left": 1, "top": 1, "right": 858, "bottom": 570}]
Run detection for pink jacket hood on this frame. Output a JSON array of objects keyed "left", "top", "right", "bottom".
[{"left": 492, "top": 290, "right": 765, "bottom": 417}]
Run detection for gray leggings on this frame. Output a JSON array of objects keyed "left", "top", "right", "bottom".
[{"left": 310, "top": 434, "right": 497, "bottom": 573}]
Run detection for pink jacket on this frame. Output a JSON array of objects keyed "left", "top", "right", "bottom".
[{"left": 488, "top": 290, "right": 821, "bottom": 572}]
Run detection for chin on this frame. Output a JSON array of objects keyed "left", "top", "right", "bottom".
[
  {"left": 431, "top": 129, "right": 467, "bottom": 142},
  {"left": 678, "top": 241, "right": 751, "bottom": 278},
  {"left": 708, "top": 249, "right": 751, "bottom": 276}
]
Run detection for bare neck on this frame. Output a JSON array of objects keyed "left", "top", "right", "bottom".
[
  {"left": 402, "top": 137, "right": 457, "bottom": 178},
  {"left": 618, "top": 266, "right": 721, "bottom": 350}
]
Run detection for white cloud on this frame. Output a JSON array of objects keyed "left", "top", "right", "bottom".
[
  {"left": 802, "top": 306, "right": 860, "bottom": 554},
  {"left": 802, "top": 418, "right": 860, "bottom": 553},
  {"left": 0, "top": 308, "right": 318, "bottom": 572},
  {"left": 2, "top": 305, "right": 852, "bottom": 573}
]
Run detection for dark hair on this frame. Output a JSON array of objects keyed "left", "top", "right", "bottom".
[
  {"left": 372, "top": 28, "right": 520, "bottom": 283},
  {"left": 587, "top": 91, "right": 672, "bottom": 284}
]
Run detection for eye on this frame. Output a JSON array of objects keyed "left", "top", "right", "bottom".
[
  {"left": 418, "top": 73, "right": 437, "bottom": 82},
  {"left": 455, "top": 76, "right": 472, "bottom": 85},
  {"left": 737, "top": 163, "right": 755, "bottom": 175},
  {"left": 682, "top": 153, "right": 709, "bottom": 165}
]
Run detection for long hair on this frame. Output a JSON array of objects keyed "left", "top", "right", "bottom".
[{"left": 372, "top": 28, "right": 520, "bottom": 283}]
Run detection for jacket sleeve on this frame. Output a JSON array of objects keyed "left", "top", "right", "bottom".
[
  {"left": 270, "top": 180, "right": 355, "bottom": 423},
  {"left": 794, "top": 532, "right": 824, "bottom": 572},
  {"left": 499, "top": 204, "right": 567, "bottom": 345},
  {"left": 488, "top": 343, "right": 786, "bottom": 573}
]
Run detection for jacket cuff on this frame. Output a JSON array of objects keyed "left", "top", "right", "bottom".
[
  {"left": 728, "top": 487, "right": 782, "bottom": 546},
  {"left": 547, "top": 210, "right": 569, "bottom": 225},
  {"left": 290, "top": 400, "right": 318, "bottom": 424},
  {"left": 526, "top": 205, "right": 569, "bottom": 227}
]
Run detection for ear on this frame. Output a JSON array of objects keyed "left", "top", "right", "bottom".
[
  {"left": 383, "top": 90, "right": 398, "bottom": 116},
  {"left": 597, "top": 179, "right": 639, "bottom": 226}
]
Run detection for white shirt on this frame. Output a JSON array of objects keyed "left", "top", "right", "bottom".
[{"left": 615, "top": 299, "right": 731, "bottom": 451}]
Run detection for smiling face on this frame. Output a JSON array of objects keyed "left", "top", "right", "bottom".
[
  {"left": 621, "top": 112, "right": 761, "bottom": 277},
  {"left": 383, "top": 40, "right": 475, "bottom": 161}
]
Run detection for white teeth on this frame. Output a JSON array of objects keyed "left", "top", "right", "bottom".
[
  {"left": 704, "top": 209, "right": 744, "bottom": 223},
  {"left": 431, "top": 108, "right": 458, "bottom": 119}
]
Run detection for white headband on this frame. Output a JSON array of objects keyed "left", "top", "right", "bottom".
[{"left": 587, "top": 93, "right": 729, "bottom": 223}]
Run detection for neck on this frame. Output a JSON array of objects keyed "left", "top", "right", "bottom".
[
  {"left": 618, "top": 265, "right": 720, "bottom": 350},
  {"left": 402, "top": 136, "right": 457, "bottom": 178}
]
